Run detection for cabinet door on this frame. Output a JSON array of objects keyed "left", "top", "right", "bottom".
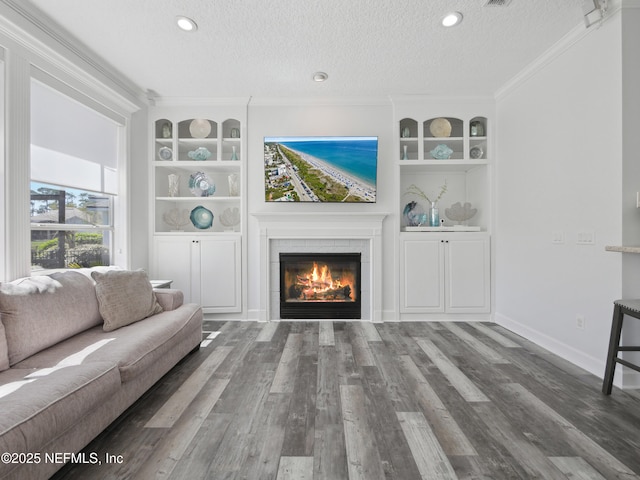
[
  {"left": 400, "top": 239, "right": 444, "bottom": 312},
  {"left": 199, "top": 238, "right": 241, "bottom": 312},
  {"left": 153, "top": 237, "right": 194, "bottom": 302},
  {"left": 445, "top": 238, "right": 490, "bottom": 313}
]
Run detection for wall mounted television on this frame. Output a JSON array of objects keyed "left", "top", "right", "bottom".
[{"left": 264, "top": 136, "right": 378, "bottom": 202}]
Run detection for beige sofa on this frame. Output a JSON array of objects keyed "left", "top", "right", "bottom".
[{"left": 0, "top": 269, "right": 203, "bottom": 480}]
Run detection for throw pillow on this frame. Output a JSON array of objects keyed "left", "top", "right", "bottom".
[
  {"left": 91, "top": 270, "right": 163, "bottom": 332},
  {"left": 0, "top": 272, "right": 103, "bottom": 366}
]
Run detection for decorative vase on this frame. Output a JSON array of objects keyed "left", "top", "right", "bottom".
[
  {"left": 429, "top": 202, "right": 440, "bottom": 227},
  {"left": 168, "top": 174, "right": 179, "bottom": 197},
  {"left": 228, "top": 173, "right": 239, "bottom": 196},
  {"left": 231, "top": 145, "right": 238, "bottom": 161},
  {"left": 402, "top": 145, "right": 408, "bottom": 160},
  {"left": 161, "top": 122, "right": 172, "bottom": 138}
]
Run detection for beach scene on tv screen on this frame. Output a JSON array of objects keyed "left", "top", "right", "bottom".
[{"left": 264, "top": 136, "right": 377, "bottom": 202}]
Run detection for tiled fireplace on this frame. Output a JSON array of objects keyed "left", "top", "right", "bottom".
[{"left": 254, "top": 212, "right": 387, "bottom": 321}]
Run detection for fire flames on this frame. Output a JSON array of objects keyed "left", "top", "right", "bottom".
[{"left": 286, "top": 262, "right": 356, "bottom": 302}]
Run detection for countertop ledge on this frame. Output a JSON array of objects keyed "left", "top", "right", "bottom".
[{"left": 605, "top": 246, "right": 640, "bottom": 253}]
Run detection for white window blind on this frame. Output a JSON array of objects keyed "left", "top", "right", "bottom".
[{"left": 30, "top": 79, "right": 119, "bottom": 195}]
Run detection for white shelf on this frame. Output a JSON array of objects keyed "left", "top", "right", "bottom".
[
  {"left": 403, "top": 226, "right": 482, "bottom": 232},
  {"left": 156, "top": 196, "right": 239, "bottom": 202}
]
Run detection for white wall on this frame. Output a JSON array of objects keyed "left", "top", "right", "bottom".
[
  {"left": 620, "top": 5, "right": 640, "bottom": 384},
  {"left": 495, "top": 13, "right": 625, "bottom": 378},
  {"left": 245, "top": 101, "right": 395, "bottom": 319}
]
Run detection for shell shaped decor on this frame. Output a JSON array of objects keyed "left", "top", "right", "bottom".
[
  {"left": 445, "top": 202, "right": 477, "bottom": 223},
  {"left": 162, "top": 208, "right": 191, "bottom": 230},
  {"left": 219, "top": 207, "right": 240, "bottom": 229}
]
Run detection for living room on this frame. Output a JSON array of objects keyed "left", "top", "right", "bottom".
[{"left": 1, "top": 1, "right": 640, "bottom": 478}]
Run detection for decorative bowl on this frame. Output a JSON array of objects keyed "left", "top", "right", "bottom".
[
  {"left": 188, "top": 147, "right": 212, "bottom": 161},
  {"left": 190, "top": 205, "right": 214, "bottom": 229},
  {"left": 430, "top": 144, "right": 453, "bottom": 159},
  {"left": 189, "top": 172, "right": 216, "bottom": 197}
]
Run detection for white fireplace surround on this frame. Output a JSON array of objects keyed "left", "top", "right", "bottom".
[{"left": 253, "top": 212, "right": 388, "bottom": 322}]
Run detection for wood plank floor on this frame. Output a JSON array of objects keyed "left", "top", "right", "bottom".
[{"left": 52, "top": 321, "right": 640, "bottom": 480}]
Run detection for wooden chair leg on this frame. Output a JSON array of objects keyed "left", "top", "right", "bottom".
[{"left": 602, "top": 305, "right": 624, "bottom": 395}]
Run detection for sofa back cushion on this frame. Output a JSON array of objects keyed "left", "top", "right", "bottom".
[
  {"left": 0, "top": 321, "right": 8, "bottom": 371},
  {"left": 0, "top": 271, "right": 102, "bottom": 366}
]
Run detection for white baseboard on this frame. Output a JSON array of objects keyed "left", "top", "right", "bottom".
[{"left": 494, "top": 312, "right": 608, "bottom": 383}]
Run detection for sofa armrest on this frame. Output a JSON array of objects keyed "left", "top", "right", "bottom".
[{"left": 153, "top": 289, "right": 184, "bottom": 311}]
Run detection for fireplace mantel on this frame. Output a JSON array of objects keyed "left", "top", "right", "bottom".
[
  {"left": 252, "top": 212, "right": 389, "bottom": 322},
  {"left": 252, "top": 212, "right": 388, "bottom": 234}
]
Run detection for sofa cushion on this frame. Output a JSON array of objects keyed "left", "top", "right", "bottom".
[
  {"left": 16, "top": 303, "right": 202, "bottom": 383},
  {"left": 92, "top": 269, "right": 163, "bottom": 332},
  {"left": 0, "top": 362, "right": 121, "bottom": 458},
  {"left": 0, "top": 321, "right": 8, "bottom": 371},
  {"left": 0, "top": 271, "right": 102, "bottom": 366}
]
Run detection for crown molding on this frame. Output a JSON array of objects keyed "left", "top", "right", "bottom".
[
  {"left": 0, "top": 0, "right": 146, "bottom": 113},
  {"left": 495, "top": 1, "right": 624, "bottom": 101},
  {"left": 247, "top": 96, "right": 392, "bottom": 107},
  {"left": 152, "top": 96, "right": 253, "bottom": 108}
]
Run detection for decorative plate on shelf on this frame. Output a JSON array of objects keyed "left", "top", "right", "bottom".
[
  {"left": 189, "top": 119, "right": 211, "bottom": 138},
  {"left": 190, "top": 205, "right": 214, "bottom": 229},
  {"left": 470, "top": 146, "right": 483, "bottom": 159},
  {"left": 429, "top": 118, "right": 452, "bottom": 137},
  {"left": 158, "top": 147, "right": 172, "bottom": 161},
  {"left": 189, "top": 172, "right": 216, "bottom": 197}
]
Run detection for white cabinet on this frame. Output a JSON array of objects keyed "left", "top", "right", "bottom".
[
  {"left": 400, "top": 234, "right": 490, "bottom": 314},
  {"left": 150, "top": 106, "right": 247, "bottom": 316},
  {"left": 153, "top": 236, "right": 241, "bottom": 313}
]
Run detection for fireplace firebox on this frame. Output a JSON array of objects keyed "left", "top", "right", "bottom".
[{"left": 280, "top": 253, "right": 361, "bottom": 319}]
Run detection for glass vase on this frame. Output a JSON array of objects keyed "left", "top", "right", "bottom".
[
  {"left": 228, "top": 173, "right": 239, "bottom": 196},
  {"left": 168, "top": 174, "right": 179, "bottom": 197},
  {"left": 429, "top": 202, "right": 439, "bottom": 227}
]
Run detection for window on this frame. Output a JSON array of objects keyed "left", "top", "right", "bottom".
[{"left": 30, "top": 78, "right": 120, "bottom": 271}]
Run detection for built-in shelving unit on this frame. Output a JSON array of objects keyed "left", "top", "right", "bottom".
[
  {"left": 394, "top": 99, "right": 494, "bottom": 318},
  {"left": 150, "top": 106, "right": 247, "bottom": 315}
]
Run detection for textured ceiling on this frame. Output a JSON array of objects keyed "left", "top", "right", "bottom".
[{"left": 22, "top": 0, "right": 586, "bottom": 99}]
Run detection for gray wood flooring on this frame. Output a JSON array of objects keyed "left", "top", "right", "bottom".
[{"left": 52, "top": 321, "right": 640, "bottom": 479}]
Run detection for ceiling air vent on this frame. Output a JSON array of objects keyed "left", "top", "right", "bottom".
[{"left": 485, "top": 0, "right": 513, "bottom": 6}]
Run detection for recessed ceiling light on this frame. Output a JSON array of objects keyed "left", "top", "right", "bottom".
[
  {"left": 176, "top": 16, "right": 198, "bottom": 32},
  {"left": 313, "top": 72, "right": 328, "bottom": 82},
  {"left": 442, "top": 12, "right": 463, "bottom": 27}
]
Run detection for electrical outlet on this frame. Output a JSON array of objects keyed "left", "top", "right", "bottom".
[
  {"left": 576, "top": 315, "right": 585, "bottom": 330},
  {"left": 552, "top": 231, "right": 565, "bottom": 244},
  {"left": 576, "top": 231, "right": 595, "bottom": 245}
]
